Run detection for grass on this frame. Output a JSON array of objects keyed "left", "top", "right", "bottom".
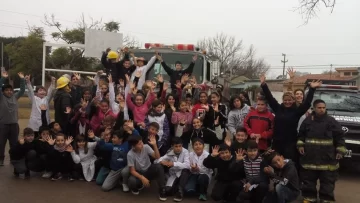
[{"left": 18, "top": 97, "right": 54, "bottom": 119}]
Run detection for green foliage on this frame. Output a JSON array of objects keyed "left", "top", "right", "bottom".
[{"left": 104, "top": 21, "right": 120, "bottom": 32}]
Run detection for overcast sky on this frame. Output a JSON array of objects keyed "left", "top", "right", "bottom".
[{"left": 1, "top": 0, "right": 360, "bottom": 78}]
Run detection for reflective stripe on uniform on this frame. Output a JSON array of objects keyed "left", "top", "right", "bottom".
[
  {"left": 301, "top": 163, "right": 339, "bottom": 171},
  {"left": 296, "top": 140, "right": 305, "bottom": 147},
  {"left": 305, "top": 138, "right": 333, "bottom": 145},
  {"left": 336, "top": 146, "right": 347, "bottom": 154}
]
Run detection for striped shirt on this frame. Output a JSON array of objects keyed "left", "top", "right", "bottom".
[{"left": 244, "top": 156, "right": 262, "bottom": 182}]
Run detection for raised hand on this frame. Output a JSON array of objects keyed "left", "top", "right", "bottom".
[
  {"left": 88, "top": 130, "right": 95, "bottom": 139},
  {"left": 51, "top": 76, "right": 56, "bottom": 82},
  {"left": 125, "top": 74, "right": 130, "bottom": 84},
  {"left": 129, "top": 81, "right": 136, "bottom": 91},
  {"left": 201, "top": 104, "right": 210, "bottom": 112},
  {"left": 97, "top": 70, "right": 104, "bottom": 76},
  {"left": 25, "top": 75, "right": 31, "bottom": 82},
  {"left": 40, "top": 104, "right": 47, "bottom": 111},
  {"left": 287, "top": 67, "right": 296, "bottom": 78},
  {"left": 259, "top": 74, "right": 266, "bottom": 84},
  {"left": 119, "top": 100, "right": 125, "bottom": 111},
  {"left": 192, "top": 54, "right": 198, "bottom": 62},
  {"left": 18, "top": 72, "right": 25, "bottom": 79},
  {"left": 156, "top": 74, "right": 164, "bottom": 83},
  {"left": 108, "top": 74, "right": 113, "bottom": 84},
  {"left": 19, "top": 138, "right": 25, "bottom": 145},
  {"left": 211, "top": 145, "right": 220, "bottom": 157},
  {"left": 163, "top": 82, "right": 169, "bottom": 91},
  {"left": 74, "top": 73, "right": 81, "bottom": 80},
  {"left": 64, "top": 107, "right": 72, "bottom": 114},
  {"left": 310, "top": 80, "right": 322, "bottom": 88},
  {"left": 1, "top": 70, "right": 8, "bottom": 78},
  {"left": 156, "top": 54, "right": 163, "bottom": 62},
  {"left": 235, "top": 148, "right": 246, "bottom": 161},
  {"left": 46, "top": 136, "right": 55, "bottom": 145},
  {"left": 65, "top": 136, "right": 74, "bottom": 146},
  {"left": 126, "top": 120, "right": 134, "bottom": 130},
  {"left": 148, "top": 135, "right": 157, "bottom": 146}
]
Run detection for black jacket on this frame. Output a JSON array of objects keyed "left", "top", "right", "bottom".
[
  {"left": 267, "top": 160, "right": 300, "bottom": 192},
  {"left": 9, "top": 140, "right": 50, "bottom": 160},
  {"left": 101, "top": 52, "right": 136, "bottom": 85},
  {"left": 261, "top": 83, "right": 315, "bottom": 144},
  {"left": 297, "top": 112, "right": 346, "bottom": 170},
  {"left": 54, "top": 89, "right": 73, "bottom": 135},
  {"left": 182, "top": 128, "right": 223, "bottom": 146},
  {"left": 161, "top": 61, "right": 195, "bottom": 90},
  {"left": 203, "top": 155, "right": 245, "bottom": 182}
]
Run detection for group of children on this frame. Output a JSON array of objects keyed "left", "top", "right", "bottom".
[{"left": 1, "top": 49, "right": 309, "bottom": 203}]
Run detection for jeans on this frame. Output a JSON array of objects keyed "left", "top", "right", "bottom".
[
  {"left": 165, "top": 169, "right": 191, "bottom": 194},
  {"left": 96, "top": 167, "right": 110, "bottom": 185},
  {"left": 264, "top": 184, "right": 299, "bottom": 203},
  {"left": 11, "top": 150, "right": 38, "bottom": 174},
  {"left": 210, "top": 180, "right": 243, "bottom": 202},
  {"left": 184, "top": 174, "right": 210, "bottom": 195},
  {"left": 237, "top": 182, "right": 268, "bottom": 203},
  {"left": 128, "top": 164, "right": 165, "bottom": 191},
  {"left": 0, "top": 123, "right": 19, "bottom": 161},
  {"left": 102, "top": 166, "right": 130, "bottom": 191}
]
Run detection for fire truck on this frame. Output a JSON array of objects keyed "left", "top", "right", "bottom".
[{"left": 129, "top": 43, "right": 222, "bottom": 93}]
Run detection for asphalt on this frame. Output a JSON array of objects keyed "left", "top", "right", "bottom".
[{"left": 0, "top": 119, "right": 359, "bottom": 203}]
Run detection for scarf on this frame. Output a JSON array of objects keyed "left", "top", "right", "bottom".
[
  {"left": 148, "top": 108, "right": 164, "bottom": 117},
  {"left": 54, "top": 144, "right": 68, "bottom": 152}
]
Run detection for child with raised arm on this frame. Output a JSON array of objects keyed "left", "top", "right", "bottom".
[
  {"left": 156, "top": 137, "right": 190, "bottom": 202},
  {"left": 127, "top": 135, "right": 167, "bottom": 201},
  {"left": 26, "top": 75, "right": 56, "bottom": 138}
]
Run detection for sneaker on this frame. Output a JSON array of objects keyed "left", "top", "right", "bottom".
[
  {"left": 199, "top": 194, "right": 207, "bottom": 201},
  {"left": 174, "top": 190, "right": 183, "bottom": 202},
  {"left": 19, "top": 173, "right": 26, "bottom": 179},
  {"left": 122, "top": 184, "right": 129, "bottom": 192},
  {"left": 138, "top": 184, "right": 144, "bottom": 191},
  {"left": 131, "top": 189, "right": 139, "bottom": 195},
  {"left": 51, "top": 173, "right": 62, "bottom": 181},
  {"left": 68, "top": 177, "right": 75, "bottom": 182},
  {"left": 0, "top": 160, "right": 4, "bottom": 166},
  {"left": 159, "top": 188, "right": 167, "bottom": 201},
  {"left": 42, "top": 171, "right": 53, "bottom": 178}
]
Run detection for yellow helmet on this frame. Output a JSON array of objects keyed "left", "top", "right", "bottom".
[
  {"left": 107, "top": 51, "right": 118, "bottom": 59},
  {"left": 56, "top": 76, "right": 70, "bottom": 89}
]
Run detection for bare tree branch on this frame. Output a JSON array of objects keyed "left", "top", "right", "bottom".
[{"left": 296, "top": 0, "right": 336, "bottom": 24}]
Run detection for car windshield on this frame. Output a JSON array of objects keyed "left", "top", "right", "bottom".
[
  {"left": 131, "top": 52, "right": 204, "bottom": 83},
  {"left": 313, "top": 91, "right": 360, "bottom": 112}
]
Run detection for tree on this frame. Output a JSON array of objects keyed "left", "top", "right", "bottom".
[
  {"left": 0, "top": 36, "right": 25, "bottom": 69},
  {"left": 297, "top": 0, "right": 336, "bottom": 24},
  {"left": 5, "top": 27, "right": 47, "bottom": 83},
  {"left": 197, "top": 33, "right": 269, "bottom": 79}
]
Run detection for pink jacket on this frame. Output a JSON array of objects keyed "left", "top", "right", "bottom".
[
  {"left": 171, "top": 111, "right": 193, "bottom": 132},
  {"left": 126, "top": 92, "right": 156, "bottom": 124},
  {"left": 90, "top": 108, "right": 117, "bottom": 135}
]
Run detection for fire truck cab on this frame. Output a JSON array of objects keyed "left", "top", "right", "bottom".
[{"left": 129, "top": 43, "right": 220, "bottom": 91}]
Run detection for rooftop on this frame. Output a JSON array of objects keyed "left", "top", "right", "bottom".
[{"left": 283, "top": 73, "right": 354, "bottom": 84}]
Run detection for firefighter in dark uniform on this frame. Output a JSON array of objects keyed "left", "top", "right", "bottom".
[{"left": 297, "top": 99, "right": 346, "bottom": 203}]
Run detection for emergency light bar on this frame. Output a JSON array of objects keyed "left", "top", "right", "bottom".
[
  {"left": 144, "top": 43, "right": 195, "bottom": 51},
  {"left": 318, "top": 84, "right": 358, "bottom": 90}
]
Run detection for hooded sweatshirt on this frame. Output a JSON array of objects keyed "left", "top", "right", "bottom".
[
  {"left": 126, "top": 92, "right": 156, "bottom": 124},
  {"left": 0, "top": 77, "right": 25, "bottom": 124},
  {"left": 228, "top": 104, "right": 251, "bottom": 136},
  {"left": 145, "top": 109, "right": 170, "bottom": 149}
]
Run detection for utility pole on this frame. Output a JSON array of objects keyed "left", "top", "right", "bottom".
[
  {"left": 330, "top": 64, "right": 333, "bottom": 78},
  {"left": 281, "top": 53, "right": 288, "bottom": 79}
]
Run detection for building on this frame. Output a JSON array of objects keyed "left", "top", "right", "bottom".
[{"left": 282, "top": 67, "right": 359, "bottom": 92}]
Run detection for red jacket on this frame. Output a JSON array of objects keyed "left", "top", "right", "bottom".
[{"left": 244, "top": 109, "right": 274, "bottom": 150}]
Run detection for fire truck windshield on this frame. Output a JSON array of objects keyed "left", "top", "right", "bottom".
[{"left": 132, "top": 52, "right": 204, "bottom": 83}]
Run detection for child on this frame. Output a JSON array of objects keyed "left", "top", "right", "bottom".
[
  {"left": 100, "top": 124, "right": 139, "bottom": 192},
  {"left": 145, "top": 100, "right": 170, "bottom": 154},
  {"left": 156, "top": 137, "right": 190, "bottom": 202},
  {"left": 181, "top": 118, "right": 223, "bottom": 151},
  {"left": 185, "top": 138, "right": 213, "bottom": 201},
  {"left": 244, "top": 98, "right": 274, "bottom": 152},
  {"left": 172, "top": 100, "right": 193, "bottom": 137},
  {"left": 263, "top": 151, "right": 300, "bottom": 203},
  {"left": 227, "top": 127, "right": 249, "bottom": 154},
  {"left": 228, "top": 96, "right": 251, "bottom": 139},
  {"left": 70, "top": 100, "right": 91, "bottom": 136},
  {"left": 26, "top": 75, "right": 55, "bottom": 138},
  {"left": 127, "top": 135, "right": 167, "bottom": 201},
  {"left": 90, "top": 99, "right": 117, "bottom": 135},
  {"left": 95, "top": 128, "right": 113, "bottom": 185},
  {"left": 191, "top": 91, "right": 213, "bottom": 128},
  {"left": 10, "top": 128, "right": 38, "bottom": 178},
  {"left": 126, "top": 81, "right": 156, "bottom": 128},
  {"left": 69, "top": 132, "right": 100, "bottom": 182},
  {"left": 209, "top": 92, "right": 228, "bottom": 130},
  {"left": 203, "top": 144, "right": 244, "bottom": 202},
  {"left": 46, "top": 133, "right": 75, "bottom": 181},
  {"left": 229, "top": 141, "right": 269, "bottom": 203}
]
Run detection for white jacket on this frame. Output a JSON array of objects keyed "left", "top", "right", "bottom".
[
  {"left": 155, "top": 147, "right": 190, "bottom": 186},
  {"left": 70, "top": 141, "right": 98, "bottom": 182},
  {"left": 227, "top": 104, "right": 251, "bottom": 137},
  {"left": 27, "top": 81, "right": 55, "bottom": 131},
  {"left": 189, "top": 150, "right": 213, "bottom": 180}
]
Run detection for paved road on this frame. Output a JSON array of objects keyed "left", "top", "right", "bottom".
[{"left": 0, "top": 119, "right": 359, "bottom": 203}]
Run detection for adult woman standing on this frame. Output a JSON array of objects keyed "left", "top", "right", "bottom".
[{"left": 259, "top": 74, "right": 321, "bottom": 162}]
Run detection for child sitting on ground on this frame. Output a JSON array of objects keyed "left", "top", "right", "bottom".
[
  {"left": 156, "top": 137, "right": 190, "bottom": 202},
  {"left": 185, "top": 138, "right": 213, "bottom": 201},
  {"left": 99, "top": 122, "right": 139, "bottom": 192},
  {"left": 229, "top": 140, "right": 269, "bottom": 203},
  {"left": 127, "top": 135, "right": 167, "bottom": 201},
  {"left": 203, "top": 144, "right": 245, "bottom": 202},
  {"left": 263, "top": 151, "right": 300, "bottom": 203}
]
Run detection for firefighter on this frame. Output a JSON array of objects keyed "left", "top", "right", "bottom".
[{"left": 297, "top": 99, "right": 346, "bottom": 203}]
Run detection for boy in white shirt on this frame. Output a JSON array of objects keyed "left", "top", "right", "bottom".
[
  {"left": 184, "top": 138, "right": 213, "bottom": 201},
  {"left": 156, "top": 137, "right": 190, "bottom": 202}
]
